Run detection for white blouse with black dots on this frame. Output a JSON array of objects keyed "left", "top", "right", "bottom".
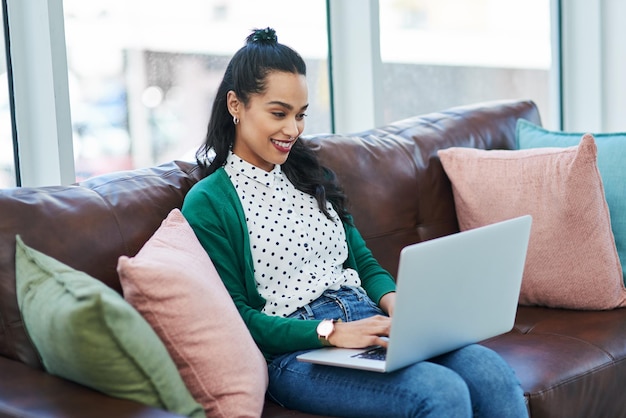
[{"left": 224, "top": 152, "right": 361, "bottom": 318}]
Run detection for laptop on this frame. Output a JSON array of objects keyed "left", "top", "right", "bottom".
[{"left": 296, "top": 215, "right": 532, "bottom": 373}]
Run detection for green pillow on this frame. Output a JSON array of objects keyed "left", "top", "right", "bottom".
[
  {"left": 14, "top": 236, "right": 204, "bottom": 418},
  {"left": 516, "top": 119, "right": 626, "bottom": 285}
]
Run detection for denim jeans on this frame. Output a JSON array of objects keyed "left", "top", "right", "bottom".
[{"left": 267, "top": 286, "right": 528, "bottom": 418}]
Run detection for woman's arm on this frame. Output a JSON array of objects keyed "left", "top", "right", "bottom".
[
  {"left": 378, "top": 291, "right": 396, "bottom": 317},
  {"left": 343, "top": 221, "right": 397, "bottom": 305},
  {"left": 324, "top": 221, "right": 396, "bottom": 348}
]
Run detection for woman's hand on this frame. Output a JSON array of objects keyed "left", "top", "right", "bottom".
[{"left": 327, "top": 315, "right": 391, "bottom": 349}]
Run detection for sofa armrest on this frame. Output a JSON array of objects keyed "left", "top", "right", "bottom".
[{"left": 0, "top": 357, "right": 183, "bottom": 418}]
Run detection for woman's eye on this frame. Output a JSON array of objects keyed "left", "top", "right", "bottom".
[
  {"left": 272, "top": 112, "right": 286, "bottom": 118},
  {"left": 296, "top": 113, "right": 307, "bottom": 120}
]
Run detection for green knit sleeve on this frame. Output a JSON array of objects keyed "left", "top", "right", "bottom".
[{"left": 343, "top": 221, "right": 397, "bottom": 304}]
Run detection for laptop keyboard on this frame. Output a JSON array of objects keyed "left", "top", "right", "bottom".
[{"left": 352, "top": 346, "right": 387, "bottom": 361}]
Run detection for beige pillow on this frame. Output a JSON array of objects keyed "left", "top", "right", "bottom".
[
  {"left": 117, "top": 209, "right": 268, "bottom": 418},
  {"left": 438, "top": 134, "right": 626, "bottom": 310}
]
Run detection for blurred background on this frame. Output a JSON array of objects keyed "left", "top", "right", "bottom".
[{"left": 1, "top": 0, "right": 551, "bottom": 187}]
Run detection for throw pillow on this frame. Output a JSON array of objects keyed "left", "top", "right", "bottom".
[
  {"left": 117, "top": 209, "right": 268, "bottom": 418},
  {"left": 438, "top": 134, "right": 626, "bottom": 310},
  {"left": 517, "top": 118, "right": 626, "bottom": 286},
  {"left": 14, "top": 236, "right": 204, "bottom": 418}
]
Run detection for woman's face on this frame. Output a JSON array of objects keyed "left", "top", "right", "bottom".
[{"left": 229, "top": 71, "right": 308, "bottom": 172}]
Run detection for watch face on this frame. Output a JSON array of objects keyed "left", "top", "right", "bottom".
[{"left": 317, "top": 320, "right": 334, "bottom": 337}]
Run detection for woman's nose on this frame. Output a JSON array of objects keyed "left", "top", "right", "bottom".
[{"left": 285, "top": 119, "right": 300, "bottom": 138}]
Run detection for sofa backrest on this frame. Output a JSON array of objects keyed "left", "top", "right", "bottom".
[
  {"left": 307, "top": 99, "right": 540, "bottom": 277},
  {"left": 0, "top": 161, "right": 202, "bottom": 368},
  {"left": 0, "top": 99, "right": 540, "bottom": 369}
]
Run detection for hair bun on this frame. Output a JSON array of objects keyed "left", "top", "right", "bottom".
[{"left": 248, "top": 27, "right": 278, "bottom": 45}]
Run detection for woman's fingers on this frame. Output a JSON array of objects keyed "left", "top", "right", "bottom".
[{"left": 328, "top": 315, "right": 391, "bottom": 348}]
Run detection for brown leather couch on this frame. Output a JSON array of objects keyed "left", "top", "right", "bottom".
[{"left": 2, "top": 99, "right": 625, "bottom": 418}]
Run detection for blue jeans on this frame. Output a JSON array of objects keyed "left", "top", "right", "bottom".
[{"left": 267, "top": 287, "right": 528, "bottom": 418}]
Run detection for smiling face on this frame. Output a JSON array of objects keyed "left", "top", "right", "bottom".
[{"left": 228, "top": 71, "right": 309, "bottom": 172}]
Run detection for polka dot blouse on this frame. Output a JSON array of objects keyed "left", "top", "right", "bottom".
[{"left": 225, "top": 152, "right": 361, "bottom": 318}]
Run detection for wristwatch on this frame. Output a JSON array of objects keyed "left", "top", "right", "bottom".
[{"left": 317, "top": 319, "right": 340, "bottom": 346}]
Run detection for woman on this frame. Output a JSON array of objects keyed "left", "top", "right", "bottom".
[{"left": 182, "top": 27, "right": 527, "bottom": 418}]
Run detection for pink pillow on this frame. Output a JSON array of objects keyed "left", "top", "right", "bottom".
[
  {"left": 438, "top": 134, "right": 626, "bottom": 310},
  {"left": 117, "top": 209, "right": 268, "bottom": 417}
]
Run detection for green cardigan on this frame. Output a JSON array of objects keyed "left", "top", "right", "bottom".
[{"left": 182, "top": 167, "right": 396, "bottom": 359}]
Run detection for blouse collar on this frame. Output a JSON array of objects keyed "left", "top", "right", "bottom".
[{"left": 225, "top": 151, "right": 283, "bottom": 188}]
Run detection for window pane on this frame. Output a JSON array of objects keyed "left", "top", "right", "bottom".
[
  {"left": 379, "top": 0, "right": 552, "bottom": 127},
  {"left": 1, "top": 3, "right": 16, "bottom": 188},
  {"left": 63, "top": 0, "right": 329, "bottom": 181}
]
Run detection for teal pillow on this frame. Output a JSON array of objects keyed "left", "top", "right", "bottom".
[
  {"left": 14, "top": 236, "right": 204, "bottom": 418},
  {"left": 517, "top": 119, "right": 626, "bottom": 285}
]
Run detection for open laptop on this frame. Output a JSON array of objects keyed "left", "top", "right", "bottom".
[{"left": 296, "top": 215, "right": 532, "bottom": 373}]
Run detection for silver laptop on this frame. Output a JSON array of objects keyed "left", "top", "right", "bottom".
[{"left": 296, "top": 215, "right": 532, "bottom": 373}]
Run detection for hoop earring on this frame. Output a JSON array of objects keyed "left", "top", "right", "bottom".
[{"left": 233, "top": 116, "right": 239, "bottom": 125}]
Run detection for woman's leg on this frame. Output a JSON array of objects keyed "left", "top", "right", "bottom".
[
  {"left": 270, "top": 287, "right": 472, "bottom": 417},
  {"left": 432, "top": 344, "right": 528, "bottom": 418},
  {"left": 272, "top": 287, "right": 525, "bottom": 417},
  {"left": 268, "top": 350, "right": 472, "bottom": 418}
]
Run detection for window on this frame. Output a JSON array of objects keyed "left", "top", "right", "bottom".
[
  {"left": 63, "top": 0, "right": 330, "bottom": 181},
  {"left": 0, "top": 1, "right": 16, "bottom": 187},
  {"left": 18, "top": 1, "right": 618, "bottom": 188},
  {"left": 378, "top": 0, "right": 553, "bottom": 127}
]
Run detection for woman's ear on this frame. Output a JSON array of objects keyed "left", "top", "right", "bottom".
[{"left": 226, "top": 90, "right": 240, "bottom": 118}]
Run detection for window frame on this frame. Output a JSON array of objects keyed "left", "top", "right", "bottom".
[
  {"left": 2, "top": 0, "right": 19, "bottom": 185},
  {"left": 7, "top": 0, "right": 603, "bottom": 187},
  {"left": 4, "top": 0, "right": 74, "bottom": 187}
]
